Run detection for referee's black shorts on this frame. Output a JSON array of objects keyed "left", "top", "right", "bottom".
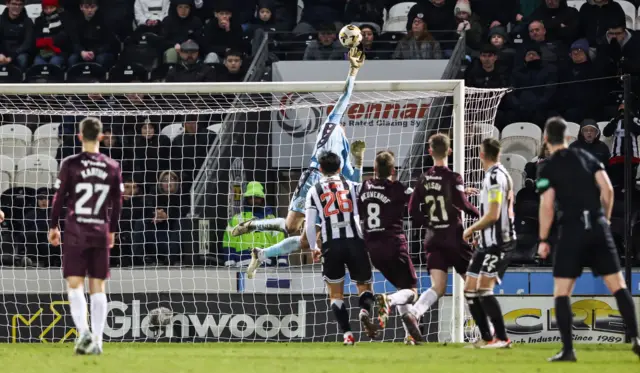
[
  {"left": 322, "top": 238, "right": 373, "bottom": 284},
  {"left": 553, "top": 216, "right": 621, "bottom": 279}
]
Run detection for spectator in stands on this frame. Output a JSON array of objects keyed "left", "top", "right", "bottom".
[
  {"left": 247, "top": 0, "right": 276, "bottom": 35},
  {"left": 117, "top": 174, "right": 144, "bottom": 267},
  {"left": 470, "top": 0, "right": 522, "bottom": 29},
  {"left": 601, "top": 19, "right": 640, "bottom": 77},
  {"left": 33, "top": 0, "right": 67, "bottom": 68},
  {"left": 515, "top": 20, "right": 568, "bottom": 68},
  {"left": 222, "top": 181, "right": 286, "bottom": 268},
  {"left": 133, "top": 170, "right": 186, "bottom": 266},
  {"left": 161, "top": 0, "right": 202, "bottom": 64},
  {"left": 487, "top": 26, "right": 515, "bottom": 72},
  {"left": 302, "top": 24, "right": 345, "bottom": 61},
  {"left": 99, "top": 127, "right": 123, "bottom": 163},
  {"left": 525, "top": 143, "right": 550, "bottom": 181},
  {"left": 294, "top": 0, "right": 344, "bottom": 35},
  {"left": 579, "top": 0, "right": 625, "bottom": 46},
  {"left": 393, "top": 13, "right": 443, "bottom": 60},
  {"left": 505, "top": 44, "right": 558, "bottom": 127},
  {"left": 603, "top": 102, "right": 640, "bottom": 189},
  {"left": 558, "top": 38, "right": 603, "bottom": 123},
  {"left": 454, "top": 0, "right": 484, "bottom": 53},
  {"left": 528, "top": 0, "right": 580, "bottom": 45},
  {"left": 406, "top": 0, "right": 456, "bottom": 53},
  {"left": 200, "top": 3, "right": 246, "bottom": 64},
  {"left": 570, "top": 118, "right": 611, "bottom": 165},
  {"left": 166, "top": 39, "right": 217, "bottom": 82},
  {"left": 0, "top": 0, "right": 33, "bottom": 70},
  {"left": 464, "top": 44, "right": 508, "bottom": 89},
  {"left": 359, "top": 24, "right": 385, "bottom": 60},
  {"left": 217, "top": 50, "right": 245, "bottom": 82},
  {"left": 67, "top": 0, "right": 115, "bottom": 69},
  {"left": 123, "top": 120, "right": 171, "bottom": 189},
  {"left": 170, "top": 114, "right": 215, "bottom": 187},
  {"left": 23, "top": 188, "right": 60, "bottom": 267},
  {"left": 134, "top": 0, "right": 170, "bottom": 35},
  {"left": 343, "top": 0, "right": 384, "bottom": 30}
]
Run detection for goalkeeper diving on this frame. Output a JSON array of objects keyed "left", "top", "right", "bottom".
[{"left": 232, "top": 48, "right": 366, "bottom": 279}]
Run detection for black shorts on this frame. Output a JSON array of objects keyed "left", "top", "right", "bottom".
[
  {"left": 322, "top": 238, "right": 373, "bottom": 284},
  {"left": 466, "top": 242, "right": 514, "bottom": 283},
  {"left": 553, "top": 217, "right": 621, "bottom": 279}
]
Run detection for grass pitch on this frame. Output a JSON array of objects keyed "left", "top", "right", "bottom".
[{"left": 0, "top": 343, "right": 638, "bottom": 373}]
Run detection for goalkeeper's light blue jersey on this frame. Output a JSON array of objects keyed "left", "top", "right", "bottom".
[{"left": 308, "top": 75, "right": 360, "bottom": 182}]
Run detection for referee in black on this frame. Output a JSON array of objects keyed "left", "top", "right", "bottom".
[{"left": 537, "top": 117, "right": 640, "bottom": 362}]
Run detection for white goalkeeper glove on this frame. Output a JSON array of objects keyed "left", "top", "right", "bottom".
[{"left": 350, "top": 140, "right": 366, "bottom": 168}]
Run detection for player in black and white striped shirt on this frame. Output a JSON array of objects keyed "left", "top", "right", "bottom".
[
  {"left": 305, "top": 151, "right": 376, "bottom": 345},
  {"left": 462, "top": 138, "right": 515, "bottom": 348}
]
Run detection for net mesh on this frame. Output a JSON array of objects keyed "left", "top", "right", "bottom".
[{"left": 0, "top": 84, "right": 507, "bottom": 343}]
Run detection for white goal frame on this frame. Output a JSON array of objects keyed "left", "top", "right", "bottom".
[{"left": 0, "top": 80, "right": 467, "bottom": 343}]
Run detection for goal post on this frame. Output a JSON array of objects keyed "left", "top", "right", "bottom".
[{"left": 0, "top": 81, "right": 507, "bottom": 344}]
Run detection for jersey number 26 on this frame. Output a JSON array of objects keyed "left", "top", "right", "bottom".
[{"left": 320, "top": 190, "right": 353, "bottom": 217}]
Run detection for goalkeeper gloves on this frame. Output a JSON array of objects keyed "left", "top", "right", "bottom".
[{"left": 350, "top": 140, "right": 366, "bottom": 168}]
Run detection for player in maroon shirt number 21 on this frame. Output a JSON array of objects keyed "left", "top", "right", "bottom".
[{"left": 48, "top": 117, "right": 123, "bottom": 356}]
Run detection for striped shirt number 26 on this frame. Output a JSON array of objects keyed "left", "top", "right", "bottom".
[{"left": 320, "top": 190, "right": 353, "bottom": 218}]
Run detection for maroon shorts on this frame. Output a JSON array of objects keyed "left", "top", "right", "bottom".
[
  {"left": 367, "top": 239, "right": 418, "bottom": 290},
  {"left": 425, "top": 240, "right": 473, "bottom": 276},
  {"left": 62, "top": 236, "right": 110, "bottom": 280}
]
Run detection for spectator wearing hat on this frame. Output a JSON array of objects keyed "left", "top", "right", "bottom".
[
  {"left": 0, "top": 0, "right": 34, "bottom": 70},
  {"left": 505, "top": 43, "right": 558, "bottom": 127},
  {"left": 558, "top": 38, "right": 605, "bottom": 123},
  {"left": 160, "top": 0, "right": 202, "bottom": 64},
  {"left": 23, "top": 188, "right": 60, "bottom": 267},
  {"left": 579, "top": 0, "right": 625, "bottom": 46},
  {"left": 393, "top": 13, "right": 443, "bottom": 60},
  {"left": 134, "top": 0, "right": 170, "bottom": 35},
  {"left": 454, "top": 0, "right": 484, "bottom": 54},
  {"left": 222, "top": 181, "right": 286, "bottom": 268},
  {"left": 302, "top": 23, "right": 345, "bottom": 61},
  {"left": 67, "top": 0, "right": 115, "bottom": 69},
  {"left": 217, "top": 50, "right": 245, "bottom": 82},
  {"left": 166, "top": 39, "right": 217, "bottom": 82},
  {"left": 200, "top": 3, "right": 246, "bottom": 64},
  {"left": 33, "top": 0, "right": 67, "bottom": 67},
  {"left": 529, "top": 0, "right": 580, "bottom": 45},
  {"left": 486, "top": 26, "right": 515, "bottom": 72},
  {"left": 570, "top": 118, "right": 611, "bottom": 165},
  {"left": 246, "top": 0, "right": 276, "bottom": 56},
  {"left": 406, "top": 0, "right": 456, "bottom": 54},
  {"left": 465, "top": 44, "right": 509, "bottom": 89},
  {"left": 343, "top": 0, "right": 384, "bottom": 30},
  {"left": 294, "top": 0, "right": 345, "bottom": 35}
]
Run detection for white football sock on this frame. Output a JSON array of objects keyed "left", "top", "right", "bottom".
[
  {"left": 90, "top": 293, "right": 108, "bottom": 348},
  {"left": 411, "top": 288, "right": 440, "bottom": 318},
  {"left": 252, "top": 218, "right": 286, "bottom": 232},
  {"left": 396, "top": 304, "right": 411, "bottom": 337},
  {"left": 387, "top": 289, "right": 416, "bottom": 307},
  {"left": 67, "top": 286, "right": 89, "bottom": 335}
]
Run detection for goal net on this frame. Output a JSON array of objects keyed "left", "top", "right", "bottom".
[{"left": 0, "top": 82, "right": 506, "bottom": 344}]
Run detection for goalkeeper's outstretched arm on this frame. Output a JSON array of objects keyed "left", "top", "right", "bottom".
[{"left": 327, "top": 48, "right": 364, "bottom": 124}]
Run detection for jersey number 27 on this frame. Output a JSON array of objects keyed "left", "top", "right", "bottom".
[
  {"left": 320, "top": 190, "right": 353, "bottom": 217},
  {"left": 75, "top": 183, "right": 109, "bottom": 216}
]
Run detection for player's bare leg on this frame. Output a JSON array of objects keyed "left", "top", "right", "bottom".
[
  {"left": 356, "top": 283, "right": 378, "bottom": 339},
  {"left": 66, "top": 276, "right": 94, "bottom": 355},
  {"left": 87, "top": 278, "right": 108, "bottom": 355},
  {"left": 246, "top": 211, "right": 305, "bottom": 279},
  {"left": 327, "top": 282, "right": 355, "bottom": 345},
  {"left": 463, "top": 275, "right": 493, "bottom": 347},
  {"left": 602, "top": 272, "right": 640, "bottom": 359},
  {"left": 475, "top": 275, "right": 511, "bottom": 349}
]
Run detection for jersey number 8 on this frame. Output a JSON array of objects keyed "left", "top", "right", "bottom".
[{"left": 320, "top": 190, "right": 353, "bottom": 217}]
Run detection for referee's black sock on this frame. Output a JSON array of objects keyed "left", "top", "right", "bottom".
[
  {"left": 331, "top": 299, "right": 351, "bottom": 333},
  {"left": 555, "top": 296, "right": 574, "bottom": 353},
  {"left": 479, "top": 291, "right": 508, "bottom": 341},
  {"left": 613, "top": 288, "right": 639, "bottom": 338},
  {"left": 465, "top": 292, "right": 492, "bottom": 341},
  {"left": 359, "top": 291, "right": 374, "bottom": 315}
]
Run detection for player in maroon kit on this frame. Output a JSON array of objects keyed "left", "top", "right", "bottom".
[
  {"left": 404, "top": 133, "right": 480, "bottom": 340},
  {"left": 358, "top": 150, "right": 419, "bottom": 344},
  {"left": 48, "top": 117, "right": 123, "bottom": 355}
]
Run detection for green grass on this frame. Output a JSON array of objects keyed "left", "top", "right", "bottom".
[{"left": 0, "top": 343, "right": 638, "bottom": 373}]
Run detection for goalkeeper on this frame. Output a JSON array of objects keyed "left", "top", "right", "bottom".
[{"left": 232, "top": 47, "right": 366, "bottom": 279}]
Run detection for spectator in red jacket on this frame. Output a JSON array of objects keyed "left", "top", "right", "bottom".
[{"left": 33, "top": 0, "right": 67, "bottom": 67}]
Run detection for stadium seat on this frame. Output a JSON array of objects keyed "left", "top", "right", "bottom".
[
  {"left": 14, "top": 154, "right": 58, "bottom": 190},
  {"left": 25, "top": 64, "right": 64, "bottom": 83},
  {"left": 492, "top": 126, "right": 500, "bottom": 140},
  {"left": 377, "top": 32, "right": 406, "bottom": 54},
  {"left": 25, "top": 4, "right": 41, "bottom": 21},
  {"left": 500, "top": 122, "right": 542, "bottom": 161},
  {"left": 0, "top": 64, "right": 24, "bottom": 83},
  {"left": 208, "top": 123, "right": 222, "bottom": 134},
  {"left": 151, "top": 64, "right": 181, "bottom": 82},
  {"left": 598, "top": 121, "right": 613, "bottom": 151},
  {"left": 383, "top": 2, "right": 416, "bottom": 33},
  {"left": 0, "top": 155, "right": 14, "bottom": 194},
  {"left": 297, "top": 0, "right": 303, "bottom": 24},
  {"left": 66, "top": 62, "right": 107, "bottom": 83},
  {"left": 109, "top": 63, "right": 149, "bottom": 82},
  {"left": 567, "top": 0, "right": 586, "bottom": 10},
  {"left": 0, "top": 124, "right": 32, "bottom": 160},
  {"left": 565, "top": 121, "right": 580, "bottom": 144},
  {"left": 121, "top": 33, "right": 161, "bottom": 71},
  {"left": 619, "top": 0, "right": 636, "bottom": 29},
  {"left": 0, "top": 5, "right": 5, "bottom": 15},
  {"left": 32, "top": 123, "right": 61, "bottom": 158},
  {"left": 161, "top": 123, "right": 184, "bottom": 142},
  {"left": 500, "top": 153, "right": 527, "bottom": 194}
]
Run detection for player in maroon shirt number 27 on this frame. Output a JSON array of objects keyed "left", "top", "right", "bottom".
[{"left": 48, "top": 117, "right": 123, "bottom": 356}]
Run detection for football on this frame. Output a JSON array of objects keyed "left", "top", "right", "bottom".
[
  {"left": 148, "top": 307, "right": 173, "bottom": 337},
  {"left": 339, "top": 24, "right": 362, "bottom": 48}
]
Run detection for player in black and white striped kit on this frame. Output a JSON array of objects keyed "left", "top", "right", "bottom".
[{"left": 305, "top": 151, "right": 377, "bottom": 345}]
